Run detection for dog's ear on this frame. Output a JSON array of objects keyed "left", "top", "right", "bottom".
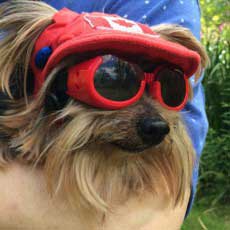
[
  {"left": 0, "top": 0, "right": 57, "bottom": 100},
  {"left": 151, "top": 24, "right": 209, "bottom": 81}
]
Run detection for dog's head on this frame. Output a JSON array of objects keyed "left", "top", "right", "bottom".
[{"left": 0, "top": 0, "right": 208, "bottom": 217}]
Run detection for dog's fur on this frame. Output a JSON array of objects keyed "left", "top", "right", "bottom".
[{"left": 0, "top": 0, "right": 208, "bottom": 223}]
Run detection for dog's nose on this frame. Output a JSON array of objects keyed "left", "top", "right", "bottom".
[{"left": 137, "top": 117, "right": 170, "bottom": 145}]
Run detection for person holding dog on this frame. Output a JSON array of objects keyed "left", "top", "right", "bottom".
[{"left": 0, "top": 0, "right": 208, "bottom": 229}]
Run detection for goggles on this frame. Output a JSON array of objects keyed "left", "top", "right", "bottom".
[{"left": 66, "top": 55, "right": 189, "bottom": 111}]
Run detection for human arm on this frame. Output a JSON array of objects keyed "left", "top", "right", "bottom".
[{"left": 0, "top": 163, "right": 189, "bottom": 230}]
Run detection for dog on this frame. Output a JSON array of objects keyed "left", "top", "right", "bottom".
[{"left": 0, "top": 0, "right": 208, "bottom": 226}]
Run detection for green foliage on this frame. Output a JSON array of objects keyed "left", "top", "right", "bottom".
[
  {"left": 182, "top": 205, "right": 230, "bottom": 230},
  {"left": 198, "top": 129, "right": 230, "bottom": 206},
  {"left": 196, "top": 1, "right": 230, "bottom": 206},
  {"left": 203, "top": 38, "right": 230, "bottom": 132},
  {"left": 200, "top": 0, "right": 230, "bottom": 33}
]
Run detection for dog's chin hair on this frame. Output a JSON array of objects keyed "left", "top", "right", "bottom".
[{"left": 35, "top": 101, "right": 195, "bottom": 214}]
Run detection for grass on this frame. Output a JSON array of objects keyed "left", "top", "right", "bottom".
[{"left": 182, "top": 205, "right": 230, "bottom": 230}]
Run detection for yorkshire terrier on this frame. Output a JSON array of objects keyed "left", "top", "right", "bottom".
[{"left": 0, "top": 0, "right": 208, "bottom": 225}]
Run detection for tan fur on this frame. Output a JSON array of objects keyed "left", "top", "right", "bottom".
[
  {"left": 152, "top": 24, "right": 209, "bottom": 81},
  {"left": 0, "top": 0, "right": 208, "bottom": 224}
]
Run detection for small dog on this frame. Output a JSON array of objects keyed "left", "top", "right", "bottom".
[{"left": 0, "top": 0, "right": 208, "bottom": 224}]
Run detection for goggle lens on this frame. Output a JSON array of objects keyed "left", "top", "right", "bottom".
[
  {"left": 156, "top": 67, "right": 186, "bottom": 107},
  {"left": 94, "top": 55, "right": 144, "bottom": 101}
]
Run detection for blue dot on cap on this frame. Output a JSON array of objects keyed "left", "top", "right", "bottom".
[{"left": 35, "top": 46, "right": 53, "bottom": 69}]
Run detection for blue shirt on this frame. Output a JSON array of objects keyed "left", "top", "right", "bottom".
[{"left": 1, "top": 0, "right": 208, "bottom": 217}]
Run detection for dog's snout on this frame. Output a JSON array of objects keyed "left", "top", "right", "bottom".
[{"left": 137, "top": 117, "right": 170, "bottom": 145}]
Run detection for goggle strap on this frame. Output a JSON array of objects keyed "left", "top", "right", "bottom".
[
  {"left": 144, "top": 73, "right": 154, "bottom": 84},
  {"left": 149, "top": 81, "right": 160, "bottom": 99}
]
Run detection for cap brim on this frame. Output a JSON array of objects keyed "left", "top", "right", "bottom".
[{"left": 42, "top": 31, "right": 200, "bottom": 78}]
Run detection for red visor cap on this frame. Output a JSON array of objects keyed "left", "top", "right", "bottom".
[{"left": 31, "top": 8, "right": 201, "bottom": 94}]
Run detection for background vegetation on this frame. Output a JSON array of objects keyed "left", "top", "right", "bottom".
[
  {"left": 183, "top": 0, "right": 229, "bottom": 229},
  {"left": 198, "top": 0, "right": 229, "bottom": 207}
]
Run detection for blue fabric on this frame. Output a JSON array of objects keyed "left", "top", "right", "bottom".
[
  {"left": 35, "top": 46, "right": 53, "bottom": 69},
  {"left": 0, "top": 0, "right": 208, "bottom": 216}
]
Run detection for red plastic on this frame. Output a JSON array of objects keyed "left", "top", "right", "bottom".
[
  {"left": 67, "top": 56, "right": 146, "bottom": 110},
  {"left": 66, "top": 57, "right": 188, "bottom": 111},
  {"left": 147, "top": 65, "right": 189, "bottom": 111}
]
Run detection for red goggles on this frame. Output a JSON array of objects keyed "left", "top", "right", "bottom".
[{"left": 66, "top": 55, "right": 189, "bottom": 111}]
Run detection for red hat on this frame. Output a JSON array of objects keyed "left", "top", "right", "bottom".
[{"left": 31, "top": 8, "right": 200, "bottom": 94}]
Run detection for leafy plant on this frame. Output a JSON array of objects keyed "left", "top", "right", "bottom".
[{"left": 196, "top": 4, "right": 230, "bottom": 205}]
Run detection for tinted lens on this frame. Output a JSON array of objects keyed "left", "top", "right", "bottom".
[
  {"left": 157, "top": 67, "right": 186, "bottom": 107},
  {"left": 94, "top": 55, "right": 143, "bottom": 101}
]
